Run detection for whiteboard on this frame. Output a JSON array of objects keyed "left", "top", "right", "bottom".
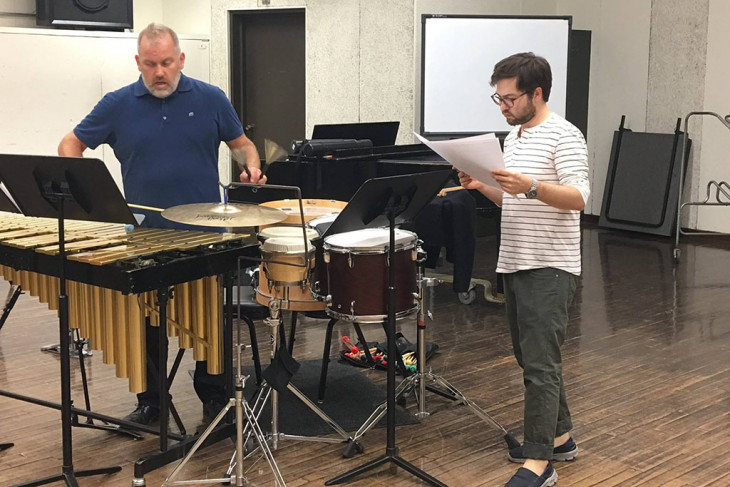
[
  {"left": 421, "top": 16, "right": 571, "bottom": 135},
  {"left": 0, "top": 28, "right": 210, "bottom": 194}
]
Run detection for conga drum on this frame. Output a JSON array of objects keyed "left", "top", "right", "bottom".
[
  {"left": 256, "top": 226, "right": 322, "bottom": 311},
  {"left": 323, "top": 228, "right": 419, "bottom": 323}
]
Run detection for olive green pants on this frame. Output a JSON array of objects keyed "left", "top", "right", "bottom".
[{"left": 503, "top": 267, "right": 576, "bottom": 460}]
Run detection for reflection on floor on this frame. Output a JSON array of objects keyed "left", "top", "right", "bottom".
[{"left": 1, "top": 222, "right": 730, "bottom": 486}]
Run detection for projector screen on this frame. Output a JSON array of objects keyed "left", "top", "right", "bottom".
[{"left": 421, "top": 15, "right": 571, "bottom": 136}]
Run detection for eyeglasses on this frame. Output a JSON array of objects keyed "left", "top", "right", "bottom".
[{"left": 491, "top": 91, "right": 528, "bottom": 108}]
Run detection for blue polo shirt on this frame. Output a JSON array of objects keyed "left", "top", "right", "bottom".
[{"left": 74, "top": 73, "right": 244, "bottom": 229}]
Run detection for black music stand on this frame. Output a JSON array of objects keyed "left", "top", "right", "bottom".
[
  {"left": 326, "top": 171, "right": 451, "bottom": 487},
  {"left": 0, "top": 183, "right": 21, "bottom": 213},
  {"left": 0, "top": 154, "right": 132, "bottom": 487},
  {"left": 0, "top": 184, "right": 22, "bottom": 332}
]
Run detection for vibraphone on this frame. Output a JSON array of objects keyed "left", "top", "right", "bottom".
[
  {"left": 0, "top": 211, "right": 258, "bottom": 392},
  {"left": 0, "top": 210, "right": 261, "bottom": 482}
]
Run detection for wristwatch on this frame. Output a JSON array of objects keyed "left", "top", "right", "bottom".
[{"left": 525, "top": 178, "right": 538, "bottom": 199}]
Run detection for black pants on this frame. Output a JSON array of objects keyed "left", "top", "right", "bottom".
[{"left": 136, "top": 321, "right": 227, "bottom": 409}]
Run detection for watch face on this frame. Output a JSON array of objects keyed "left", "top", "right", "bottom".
[{"left": 525, "top": 179, "right": 538, "bottom": 198}]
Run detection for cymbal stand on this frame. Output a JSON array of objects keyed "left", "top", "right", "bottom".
[
  {"left": 258, "top": 291, "right": 360, "bottom": 452},
  {"left": 348, "top": 252, "right": 519, "bottom": 450},
  {"left": 164, "top": 334, "right": 284, "bottom": 486}
]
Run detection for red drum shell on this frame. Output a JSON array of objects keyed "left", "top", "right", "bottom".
[{"left": 323, "top": 228, "right": 418, "bottom": 322}]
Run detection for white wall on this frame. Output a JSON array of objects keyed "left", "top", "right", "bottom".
[
  {"left": 0, "top": 0, "right": 35, "bottom": 27},
  {"left": 2, "top": 0, "right": 728, "bottom": 230}
]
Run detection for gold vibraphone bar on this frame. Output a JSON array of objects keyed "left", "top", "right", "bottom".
[{"left": 0, "top": 211, "right": 254, "bottom": 393}]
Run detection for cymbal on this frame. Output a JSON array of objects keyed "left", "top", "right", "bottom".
[{"left": 162, "top": 202, "right": 288, "bottom": 228}]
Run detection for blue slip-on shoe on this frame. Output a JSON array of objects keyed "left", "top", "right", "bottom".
[
  {"left": 505, "top": 462, "right": 558, "bottom": 487},
  {"left": 508, "top": 437, "right": 578, "bottom": 463}
]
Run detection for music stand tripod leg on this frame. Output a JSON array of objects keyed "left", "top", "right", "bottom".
[{"left": 0, "top": 283, "right": 22, "bottom": 332}]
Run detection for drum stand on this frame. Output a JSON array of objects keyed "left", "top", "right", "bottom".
[
  {"left": 349, "top": 257, "right": 519, "bottom": 450},
  {"left": 164, "top": 339, "right": 284, "bottom": 487},
  {"left": 326, "top": 208, "right": 445, "bottom": 487},
  {"left": 253, "top": 290, "right": 361, "bottom": 453}
]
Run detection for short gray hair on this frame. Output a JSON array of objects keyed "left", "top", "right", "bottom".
[{"left": 138, "top": 22, "right": 180, "bottom": 53}]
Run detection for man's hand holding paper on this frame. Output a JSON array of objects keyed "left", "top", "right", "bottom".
[{"left": 414, "top": 132, "right": 505, "bottom": 189}]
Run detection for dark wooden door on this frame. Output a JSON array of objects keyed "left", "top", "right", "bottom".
[{"left": 230, "top": 9, "right": 305, "bottom": 180}]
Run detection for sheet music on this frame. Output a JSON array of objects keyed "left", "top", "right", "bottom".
[{"left": 414, "top": 132, "right": 505, "bottom": 189}]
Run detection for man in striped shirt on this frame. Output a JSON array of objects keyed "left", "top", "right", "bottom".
[{"left": 458, "top": 52, "right": 589, "bottom": 487}]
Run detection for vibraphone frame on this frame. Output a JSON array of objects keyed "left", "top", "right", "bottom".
[{"left": 0, "top": 220, "right": 259, "bottom": 485}]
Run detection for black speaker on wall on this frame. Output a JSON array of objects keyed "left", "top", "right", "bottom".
[{"left": 36, "top": 0, "right": 133, "bottom": 31}]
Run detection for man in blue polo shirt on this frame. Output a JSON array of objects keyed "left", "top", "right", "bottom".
[{"left": 58, "top": 22, "right": 265, "bottom": 428}]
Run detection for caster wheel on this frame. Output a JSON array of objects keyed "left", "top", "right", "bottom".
[{"left": 458, "top": 287, "right": 477, "bottom": 304}]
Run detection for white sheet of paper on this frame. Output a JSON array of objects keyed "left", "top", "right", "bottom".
[{"left": 414, "top": 132, "right": 505, "bottom": 189}]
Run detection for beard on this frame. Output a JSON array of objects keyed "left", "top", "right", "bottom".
[
  {"left": 504, "top": 100, "right": 537, "bottom": 126},
  {"left": 145, "top": 72, "right": 181, "bottom": 99}
]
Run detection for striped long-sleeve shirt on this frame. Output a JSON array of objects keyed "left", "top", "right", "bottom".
[{"left": 496, "top": 112, "right": 590, "bottom": 276}]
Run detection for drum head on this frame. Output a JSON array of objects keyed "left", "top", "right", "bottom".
[
  {"left": 259, "top": 199, "right": 347, "bottom": 225},
  {"left": 258, "top": 226, "right": 319, "bottom": 241},
  {"left": 324, "top": 228, "right": 417, "bottom": 252},
  {"left": 307, "top": 213, "right": 339, "bottom": 236},
  {"left": 261, "top": 236, "right": 311, "bottom": 253}
]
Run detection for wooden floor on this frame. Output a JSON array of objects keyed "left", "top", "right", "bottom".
[{"left": 1, "top": 222, "right": 730, "bottom": 486}]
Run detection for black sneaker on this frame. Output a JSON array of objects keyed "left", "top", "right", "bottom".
[
  {"left": 505, "top": 462, "right": 558, "bottom": 487},
  {"left": 508, "top": 437, "right": 578, "bottom": 463},
  {"left": 122, "top": 404, "right": 160, "bottom": 426}
]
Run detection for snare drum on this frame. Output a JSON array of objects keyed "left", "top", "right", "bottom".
[{"left": 323, "top": 228, "right": 419, "bottom": 323}]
